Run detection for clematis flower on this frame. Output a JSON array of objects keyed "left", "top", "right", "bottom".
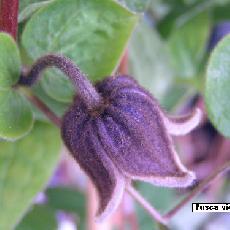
[
  {"left": 19, "top": 54, "right": 201, "bottom": 222},
  {"left": 61, "top": 75, "right": 202, "bottom": 221}
]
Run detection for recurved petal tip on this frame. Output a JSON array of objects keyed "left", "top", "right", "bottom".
[
  {"left": 130, "top": 168, "right": 196, "bottom": 188},
  {"left": 95, "top": 174, "right": 125, "bottom": 222},
  {"left": 163, "top": 108, "right": 203, "bottom": 136}
]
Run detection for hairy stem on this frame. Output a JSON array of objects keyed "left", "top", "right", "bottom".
[
  {"left": 164, "top": 161, "right": 230, "bottom": 220},
  {"left": 26, "top": 94, "right": 61, "bottom": 128},
  {"left": 19, "top": 54, "right": 103, "bottom": 110},
  {"left": 0, "top": 0, "right": 19, "bottom": 39}
]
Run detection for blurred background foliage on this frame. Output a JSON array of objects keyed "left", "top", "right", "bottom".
[{"left": 0, "top": 0, "right": 229, "bottom": 229}]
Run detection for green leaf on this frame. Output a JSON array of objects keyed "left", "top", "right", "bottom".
[
  {"left": 22, "top": 0, "right": 138, "bottom": 102},
  {"left": 31, "top": 84, "right": 68, "bottom": 122},
  {"left": 205, "top": 35, "right": 230, "bottom": 137},
  {"left": 0, "top": 33, "right": 21, "bottom": 89},
  {"left": 156, "top": 0, "right": 230, "bottom": 39},
  {"left": 161, "top": 84, "right": 190, "bottom": 111},
  {"left": 168, "top": 11, "right": 210, "bottom": 79},
  {"left": 118, "top": 0, "right": 150, "bottom": 12},
  {"left": 0, "top": 122, "right": 61, "bottom": 229},
  {"left": 46, "top": 187, "right": 85, "bottom": 213},
  {"left": 0, "top": 33, "right": 33, "bottom": 140},
  {"left": 16, "top": 205, "right": 57, "bottom": 230},
  {"left": 213, "top": 3, "right": 230, "bottom": 22},
  {"left": 46, "top": 187, "right": 86, "bottom": 230},
  {"left": 135, "top": 182, "right": 175, "bottom": 230},
  {"left": 128, "top": 20, "right": 173, "bottom": 101},
  {"left": 0, "top": 90, "right": 33, "bottom": 141}
]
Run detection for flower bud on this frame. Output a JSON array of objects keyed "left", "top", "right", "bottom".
[{"left": 61, "top": 75, "right": 201, "bottom": 220}]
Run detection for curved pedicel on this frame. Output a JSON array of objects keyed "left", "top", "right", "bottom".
[{"left": 19, "top": 54, "right": 102, "bottom": 111}]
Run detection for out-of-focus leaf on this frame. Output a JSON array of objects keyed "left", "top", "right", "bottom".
[
  {"left": 0, "top": 90, "right": 33, "bottom": 141},
  {"left": 22, "top": 0, "right": 138, "bottom": 102},
  {"left": 205, "top": 35, "right": 230, "bottom": 137},
  {"left": 213, "top": 3, "right": 230, "bottom": 22},
  {"left": 146, "top": 0, "right": 173, "bottom": 23},
  {"left": 46, "top": 187, "right": 85, "bottom": 213},
  {"left": 128, "top": 20, "right": 173, "bottom": 101},
  {"left": 118, "top": 0, "right": 150, "bottom": 12},
  {"left": 16, "top": 205, "right": 57, "bottom": 230},
  {"left": 161, "top": 84, "right": 190, "bottom": 111},
  {"left": 0, "top": 122, "right": 61, "bottom": 229},
  {"left": 168, "top": 11, "right": 210, "bottom": 79},
  {"left": 135, "top": 182, "right": 175, "bottom": 230},
  {"left": 156, "top": 0, "right": 213, "bottom": 39},
  {"left": 46, "top": 187, "right": 85, "bottom": 230},
  {"left": 0, "top": 33, "right": 20, "bottom": 89},
  {"left": 156, "top": 7, "right": 184, "bottom": 38}
]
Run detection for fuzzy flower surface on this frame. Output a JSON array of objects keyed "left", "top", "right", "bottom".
[{"left": 61, "top": 75, "right": 201, "bottom": 221}]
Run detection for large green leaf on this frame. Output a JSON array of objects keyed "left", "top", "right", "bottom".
[
  {"left": 0, "top": 90, "right": 33, "bottom": 141},
  {"left": 22, "top": 0, "right": 138, "bottom": 102},
  {"left": 0, "top": 122, "right": 61, "bottom": 229},
  {"left": 16, "top": 205, "right": 57, "bottom": 230},
  {"left": 168, "top": 11, "right": 210, "bottom": 79},
  {"left": 128, "top": 20, "right": 173, "bottom": 101},
  {"left": 205, "top": 35, "right": 230, "bottom": 137},
  {"left": 0, "top": 33, "right": 21, "bottom": 89}
]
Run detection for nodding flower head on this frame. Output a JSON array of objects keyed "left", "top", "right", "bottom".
[{"left": 61, "top": 74, "right": 202, "bottom": 221}]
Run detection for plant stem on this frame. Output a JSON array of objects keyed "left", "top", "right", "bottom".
[
  {"left": 164, "top": 161, "right": 230, "bottom": 220},
  {"left": 26, "top": 94, "right": 61, "bottom": 128},
  {"left": 19, "top": 54, "right": 103, "bottom": 110},
  {"left": 127, "top": 161, "right": 230, "bottom": 225},
  {"left": 0, "top": 0, "right": 19, "bottom": 39}
]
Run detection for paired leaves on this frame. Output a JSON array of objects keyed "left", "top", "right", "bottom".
[
  {"left": 0, "top": 33, "right": 33, "bottom": 141},
  {"left": 0, "top": 122, "right": 61, "bottom": 229},
  {"left": 22, "top": 0, "right": 138, "bottom": 102},
  {"left": 205, "top": 35, "right": 230, "bottom": 137}
]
